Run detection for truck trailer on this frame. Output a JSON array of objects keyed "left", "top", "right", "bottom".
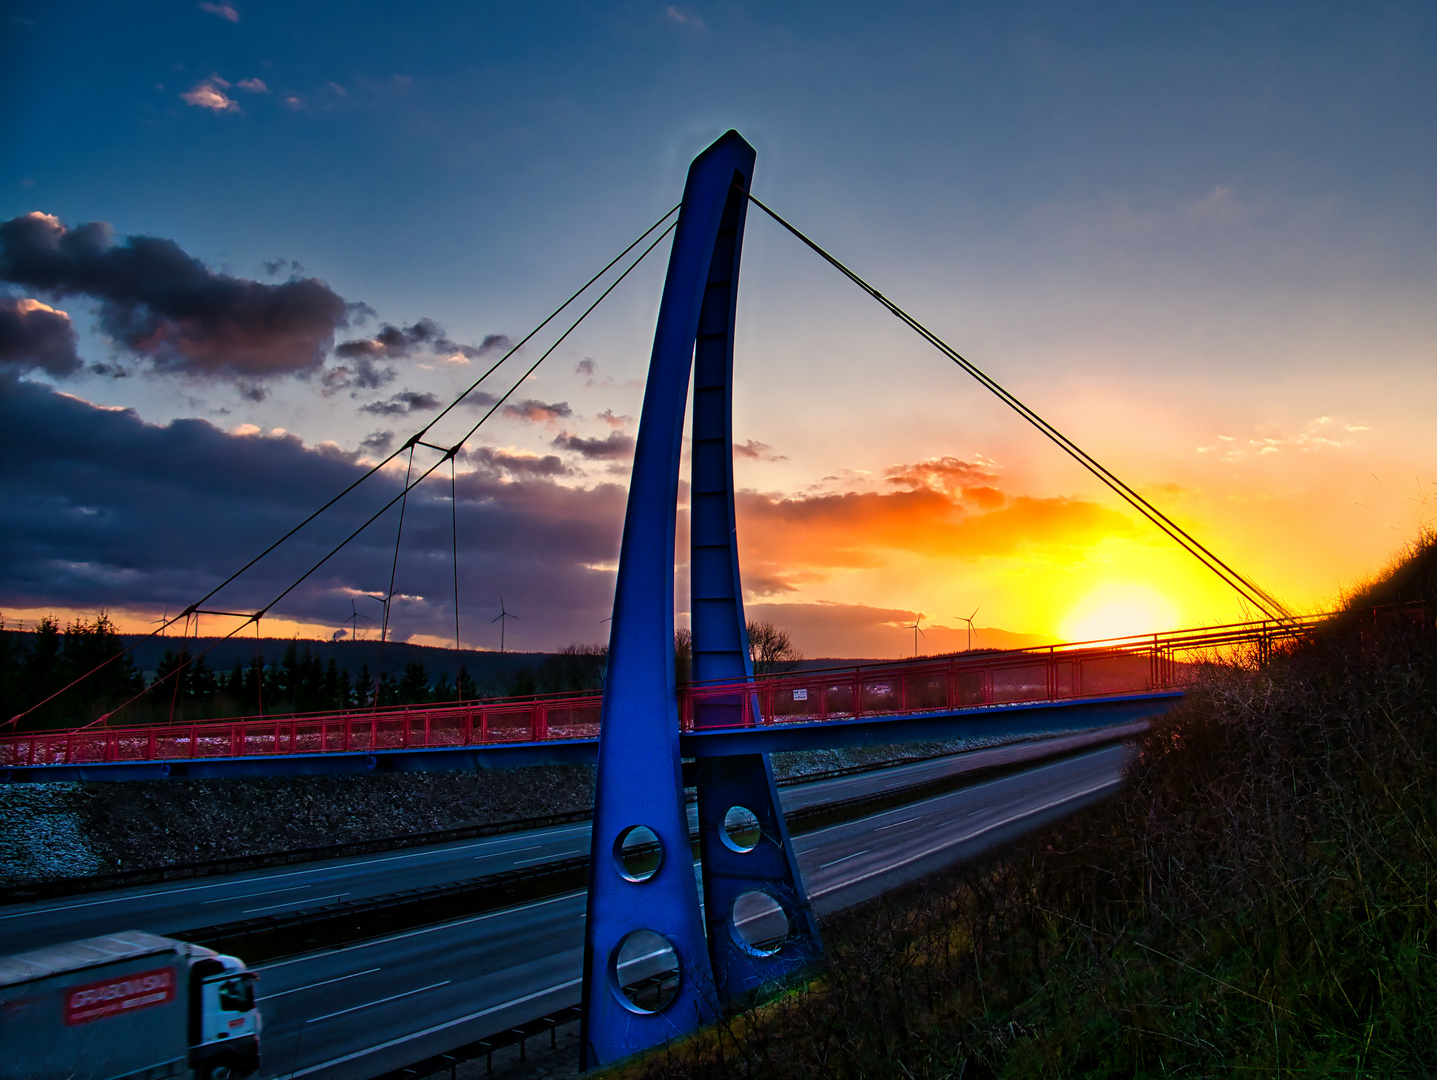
[{"left": 0, "top": 930, "right": 261, "bottom": 1080}]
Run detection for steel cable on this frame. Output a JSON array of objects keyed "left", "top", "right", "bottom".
[{"left": 743, "top": 190, "right": 1292, "bottom": 623}]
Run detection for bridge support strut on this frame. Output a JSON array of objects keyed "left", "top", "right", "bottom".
[{"left": 580, "top": 130, "right": 820, "bottom": 1068}]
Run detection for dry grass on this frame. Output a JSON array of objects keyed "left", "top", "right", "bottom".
[{"left": 606, "top": 543, "right": 1437, "bottom": 1078}]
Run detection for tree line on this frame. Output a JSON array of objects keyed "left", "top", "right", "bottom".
[{"left": 1, "top": 613, "right": 798, "bottom": 731}]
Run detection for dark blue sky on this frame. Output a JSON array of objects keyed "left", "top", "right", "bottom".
[{"left": 2, "top": 1, "right": 1434, "bottom": 652}]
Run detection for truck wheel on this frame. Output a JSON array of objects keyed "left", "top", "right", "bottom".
[{"left": 203, "top": 1059, "right": 235, "bottom": 1080}]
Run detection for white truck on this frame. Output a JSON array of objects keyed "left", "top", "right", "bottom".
[{"left": 0, "top": 930, "right": 261, "bottom": 1080}]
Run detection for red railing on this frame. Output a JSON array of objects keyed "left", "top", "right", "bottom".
[{"left": 0, "top": 610, "right": 1405, "bottom": 770}]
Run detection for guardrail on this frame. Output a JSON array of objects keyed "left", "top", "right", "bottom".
[{"left": 2, "top": 608, "right": 1418, "bottom": 770}]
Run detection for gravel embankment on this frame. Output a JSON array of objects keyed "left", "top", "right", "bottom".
[{"left": 1, "top": 766, "right": 595, "bottom": 885}]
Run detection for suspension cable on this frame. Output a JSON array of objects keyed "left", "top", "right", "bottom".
[
  {"left": 743, "top": 190, "right": 1292, "bottom": 623},
  {"left": 86, "top": 217, "right": 678, "bottom": 725},
  {"left": 5, "top": 205, "right": 681, "bottom": 729},
  {"left": 381, "top": 444, "right": 417, "bottom": 646}
]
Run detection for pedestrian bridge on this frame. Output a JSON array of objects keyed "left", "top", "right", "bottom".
[{"left": 0, "top": 616, "right": 1321, "bottom": 781}]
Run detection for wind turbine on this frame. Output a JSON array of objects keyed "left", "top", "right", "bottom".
[
  {"left": 346, "top": 599, "right": 372, "bottom": 641},
  {"left": 357, "top": 593, "right": 385, "bottom": 641},
  {"left": 906, "top": 617, "right": 926, "bottom": 658},
  {"left": 492, "top": 598, "right": 519, "bottom": 656},
  {"left": 957, "top": 607, "right": 980, "bottom": 652}
]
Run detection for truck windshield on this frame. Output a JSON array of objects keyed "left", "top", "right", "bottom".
[{"left": 217, "top": 978, "right": 254, "bottom": 1012}]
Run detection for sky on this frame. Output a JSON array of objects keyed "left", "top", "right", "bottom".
[{"left": 1, "top": 1, "right": 1434, "bottom": 659}]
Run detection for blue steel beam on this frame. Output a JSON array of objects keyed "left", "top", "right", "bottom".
[
  {"left": 685, "top": 139, "right": 822, "bottom": 1003},
  {"left": 579, "top": 130, "right": 756, "bottom": 1068}
]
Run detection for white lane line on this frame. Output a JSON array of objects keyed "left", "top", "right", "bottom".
[
  {"left": 257, "top": 890, "right": 585, "bottom": 970},
  {"left": 797, "top": 748, "right": 1123, "bottom": 843},
  {"left": 480, "top": 844, "right": 542, "bottom": 858},
  {"left": 513, "top": 850, "right": 583, "bottom": 865},
  {"left": 0, "top": 827, "right": 593, "bottom": 921},
  {"left": 809, "top": 775, "right": 1121, "bottom": 902},
  {"left": 968, "top": 808, "right": 985, "bottom": 816},
  {"left": 263, "top": 967, "right": 382, "bottom": 999},
  {"left": 202, "top": 884, "right": 312, "bottom": 905},
  {"left": 305, "top": 980, "right": 451, "bottom": 1023},
  {"left": 819, "top": 850, "right": 868, "bottom": 869},
  {"left": 874, "top": 817, "right": 919, "bottom": 831},
  {"left": 285, "top": 976, "right": 584, "bottom": 1076},
  {"left": 243, "top": 893, "right": 346, "bottom": 914}
]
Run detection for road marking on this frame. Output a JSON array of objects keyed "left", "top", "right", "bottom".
[
  {"left": 514, "top": 850, "right": 583, "bottom": 865},
  {"left": 202, "top": 884, "right": 312, "bottom": 905},
  {"left": 0, "top": 827, "right": 593, "bottom": 921},
  {"left": 257, "top": 890, "right": 586, "bottom": 970},
  {"left": 967, "top": 808, "right": 986, "bottom": 816},
  {"left": 305, "top": 980, "right": 451, "bottom": 1023},
  {"left": 263, "top": 967, "right": 381, "bottom": 999},
  {"left": 819, "top": 850, "right": 868, "bottom": 869},
  {"left": 284, "top": 976, "right": 584, "bottom": 1077},
  {"left": 874, "top": 817, "right": 919, "bottom": 831},
  {"left": 809, "top": 775, "right": 1122, "bottom": 902},
  {"left": 480, "top": 844, "right": 542, "bottom": 858},
  {"left": 244, "top": 893, "right": 346, "bottom": 914}
]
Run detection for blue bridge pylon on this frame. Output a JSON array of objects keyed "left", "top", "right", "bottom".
[{"left": 580, "top": 130, "right": 821, "bottom": 1066}]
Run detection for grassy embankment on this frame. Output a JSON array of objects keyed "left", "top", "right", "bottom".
[{"left": 608, "top": 535, "right": 1437, "bottom": 1079}]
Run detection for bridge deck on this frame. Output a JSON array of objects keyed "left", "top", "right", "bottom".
[{"left": 0, "top": 617, "right": 1327, "bottom": 781}]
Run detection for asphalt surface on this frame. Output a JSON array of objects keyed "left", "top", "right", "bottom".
[
  {"left": 251, "top": 743, "right": 1132, "bottom": 1080},
  {"left": 0, "top": 724, "right": 1138, "bottom": 954}
]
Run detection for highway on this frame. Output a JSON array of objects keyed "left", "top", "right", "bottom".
[
  {"left": 250, "top": 743, "right": 1132, "bottom": 1080},
  {"left": 0, "top": 725, "right": 1137, "bottom": 954}
]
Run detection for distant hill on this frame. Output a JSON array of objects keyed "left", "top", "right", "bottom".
[{"left": 118, "top": 635, "right": 547, "bottom": 683}]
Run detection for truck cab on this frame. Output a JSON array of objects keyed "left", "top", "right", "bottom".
[{"left": 188, "top": 949, "right": 261, "bottom": 1080}]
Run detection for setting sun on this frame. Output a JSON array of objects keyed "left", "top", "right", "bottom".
[{"left": 1059, "top": 584, "right": 1180, "bottom": 643}]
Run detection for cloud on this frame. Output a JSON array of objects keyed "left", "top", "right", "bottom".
[
  {"left": 438, "top": 333, "right": 510, "bottom": 361},
  {"left": 0, "top": 377, "right": 626, "bottom": 648},
  {"left": 237, "top": 78, "right": 268, "bottom": 94},
  {"left": 335, "top": 319, "right": 443, "bottom": 360},
  {"left": 0, "top": 212, "right": 349, "bottom": 380},
  {"left": 359, "top": 430, "right": 394, "bottom": 456},
  {"left": 360, "top": 389, "right": 441, "bottom": 416},
  {"left": 733, "top": 456, "right": 1134, "bottom": 594},
  {"left": 666, "top": 5, "right": 706, "bottom": 30},
  {"left": 886, "top": 455, "right": 1003, "bottom": 508},
  {"left": 503, "top": 399, "right": 572, "bottom": 424},
  {"left": 181, "top": 80, "right": 238, "bottom": 112},
  {"left": 1195, "top": 416, "right": 1366, "bottom": 461},
  {"left": 262, "top": 258, "right": 304, "bottom": 278},
  {"left": 458, "top": 390, "right": 499, "bottom": 409},
  {"left": 735, "top": 439, "right": 787, "bottom": 462},
  {"left": 552, "top": 431, "right": 636, "bottom": 460},
  {"left": 197, "top": 2, "right": 239, "bottom": 21},
  {"left": 596, "top": 409, "right": 631, "bottom": 430},
  {"left": 576, "top": 358, "right": 596, "bottom": 379},
  {"left": 0, "top": 296, "right": 81, "bottom": 376},
  {"left": 467, "top": 447, "right": 573, "bottom": 479},
  {"left": 321, "top": 356, "right": 396, "bottom": 394}
]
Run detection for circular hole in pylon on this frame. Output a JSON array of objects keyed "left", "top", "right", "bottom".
[
  {"left": 613, "top": 824, "right": 663, "bottom": 882},
  {"left": 609, "top": 929, "right": 681, "bottom": 1013},
  {"left": 729, "top": 890, "right": 790, "bottom": 956},
  {"left": 720, "top": 805, "right": 762, "bottom": 852}
]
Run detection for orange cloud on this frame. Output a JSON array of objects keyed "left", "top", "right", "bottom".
[{"left": 734, "top": 456, "right": 1135, "bottom": 595}]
